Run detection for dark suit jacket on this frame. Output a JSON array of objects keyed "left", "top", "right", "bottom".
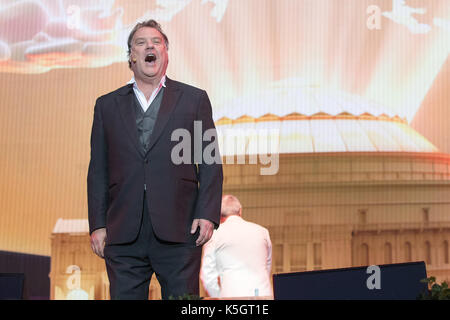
[{"left": 87, "top": 77, "right": 223, "bottom": 245}]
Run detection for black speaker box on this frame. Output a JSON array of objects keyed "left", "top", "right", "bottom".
[
  {"left": 273, "top": 261, "right": 427, "bottom": 300},
  {"left": 0, "top": 273, "right": 24, "bottom": 300}
]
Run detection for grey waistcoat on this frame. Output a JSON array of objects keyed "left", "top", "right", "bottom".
[{"left": 133, "top": 87, "right": 165, "bottom": 154}]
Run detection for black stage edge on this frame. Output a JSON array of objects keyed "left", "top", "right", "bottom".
[{"left": 0, "top": 250, "right": 50, "bottom": 300}]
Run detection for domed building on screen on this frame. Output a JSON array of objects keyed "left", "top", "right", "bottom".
[{"left": 215, "top": 80, "right": 450, "bottom": 282}]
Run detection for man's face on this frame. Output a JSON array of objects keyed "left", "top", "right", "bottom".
[{"left": 130, "top": 26, "right": 168, "bottom": 82}]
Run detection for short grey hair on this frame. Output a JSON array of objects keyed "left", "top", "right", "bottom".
[
  {"left": 221, "top": 195, "right": 242, "bottom": 217},
  {"left": 127, "top": 19, "right": 169, "bottom": 68}
]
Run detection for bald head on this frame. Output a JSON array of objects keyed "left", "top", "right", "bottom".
[{"left": 221, "top": 195, "right": 242, "bottom": 218}]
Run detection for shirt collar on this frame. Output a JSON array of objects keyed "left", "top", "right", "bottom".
[{"left": 127, "top": 75, "right": 167, "bottom": 88}]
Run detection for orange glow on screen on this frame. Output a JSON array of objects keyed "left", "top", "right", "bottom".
[{"left": 0, "top": 0, "right": 449, "bottom": 256}]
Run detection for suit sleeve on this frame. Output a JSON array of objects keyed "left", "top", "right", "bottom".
[
  {"left": 194, "top": 90, "right": 223, "bottom": 228},
  {"left": 87, "top": 98, "right": 109, "bottom": 235},
  {"left": 200, "top": 237, "right": 221, "bottom": 297}
]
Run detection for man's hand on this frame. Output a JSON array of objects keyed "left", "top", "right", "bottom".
[
  {"left": 90, "top": 228, "right": 107, "bottom": 258},
  {"left": 190, "top": 219, "right": 214, "bottom": 246}
]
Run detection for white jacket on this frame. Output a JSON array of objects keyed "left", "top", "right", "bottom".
[{"left": 200, "top": 215, "right": 273, "bottom": 298}]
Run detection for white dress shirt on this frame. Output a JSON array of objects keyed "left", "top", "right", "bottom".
[
  {"left": 201, "top": 215, "right": 273, "bottom": 298},
  {"left": 127, "top": 75, "right": 166, "bottom": 112}
]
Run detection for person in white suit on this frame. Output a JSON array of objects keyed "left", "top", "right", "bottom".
[{"left": 200, "top": 195, "right": 273, "bottom": 298}]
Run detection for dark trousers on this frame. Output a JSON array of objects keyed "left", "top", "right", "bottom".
[{"left": 104, "top": 193, "right": 202, "bottom": 300}]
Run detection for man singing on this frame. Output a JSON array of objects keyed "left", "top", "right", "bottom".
[{"left": 88, "top": 19, "right": 223, "bottom": 300}]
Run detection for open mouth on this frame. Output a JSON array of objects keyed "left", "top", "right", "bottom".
[{"left": 145, "top": 53, "right": 156, "bottom": 63}]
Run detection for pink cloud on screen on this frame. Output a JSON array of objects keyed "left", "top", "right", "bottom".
[{"left": 0, "top": 0, "right": 125, "bottom": 73}]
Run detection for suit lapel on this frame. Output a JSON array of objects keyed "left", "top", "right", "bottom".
[
  {"left": 146, "top": 77, "right": 182, "bottom": 155},
  {"left": 116, "top": 84, "right": 145, "bottom": 158}
]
